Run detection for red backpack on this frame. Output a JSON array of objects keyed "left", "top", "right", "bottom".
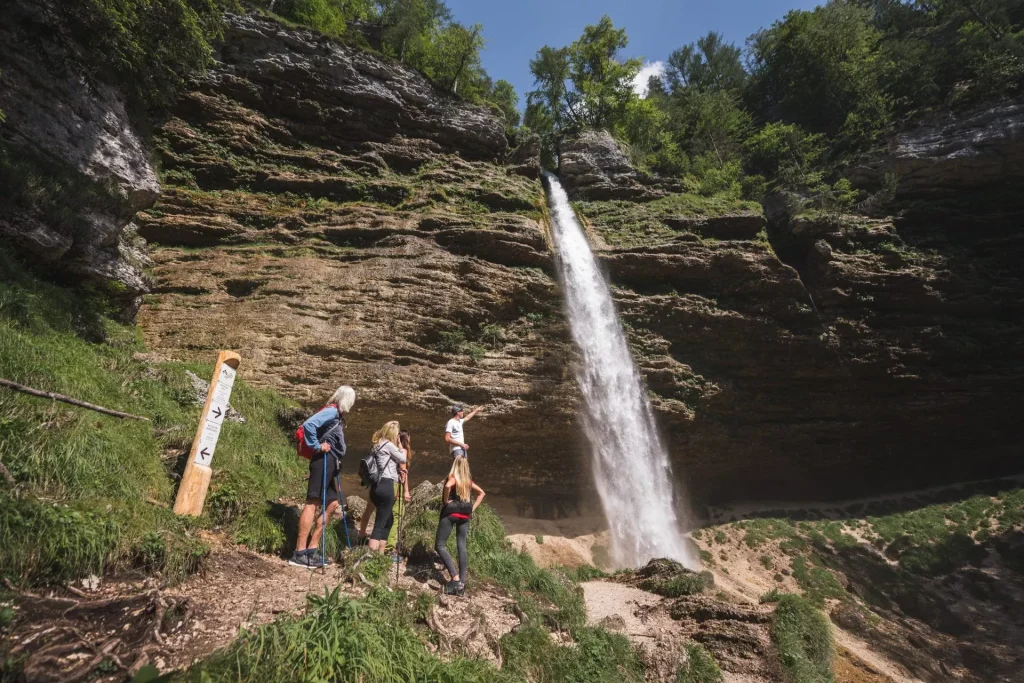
[{"left": 294, "top": 404, "right": 339, "bottom": 460}]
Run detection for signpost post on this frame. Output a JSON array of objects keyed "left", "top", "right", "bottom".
[{"left": 173, "top": 351, "right": 241, "bottom": 517}]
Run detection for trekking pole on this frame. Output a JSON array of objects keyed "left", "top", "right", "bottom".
[
  {"left": 335, "top": 471, "right": 351, "bottom": 550},
  {"left": 393, "top": 481, "right": 405, "bottom": 586},
  {"left": 321, "top": 451, "right": 328, "bottom": 572}
]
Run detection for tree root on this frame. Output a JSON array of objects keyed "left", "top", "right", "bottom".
[{"left": 11, "top": 586, "right": 189, "bottom": 683}]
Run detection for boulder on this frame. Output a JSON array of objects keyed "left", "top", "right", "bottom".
[
  {"left": 508, "top": 133, "right": 542, "bottom": 179},
  {"left": 557, "top": 129, "right": 669, "bottom": 200}
]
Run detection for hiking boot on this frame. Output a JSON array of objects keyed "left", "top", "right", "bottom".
[
  {"left": 308, "top": 552, "right": 334, "bottom": 568},
  {"left": 288, "top": 549, "right": 313, "bottom": 567},
  {"left": 443, "top": 580, "right": 464, "bottom": 596}
]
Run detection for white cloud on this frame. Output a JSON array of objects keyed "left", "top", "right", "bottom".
[{"left": 632, "top": 61, "right": 666, "bottom": 98}]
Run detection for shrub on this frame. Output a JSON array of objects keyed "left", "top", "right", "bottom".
[
  {"left": 770, "top": 594, "right": 835, "bottom": 683},
  {"left": 743, "top": 122, "right": 825, "bottom": 191},
  {"left": 47, "top": 0, "right": 236, "bottom": 111},
  {"left": 677, "top": 643, "right": 723, "bottom": 683}
]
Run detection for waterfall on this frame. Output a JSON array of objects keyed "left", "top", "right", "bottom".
[{"left": 544, "top": 173, "right": 698, "bottom": 570}]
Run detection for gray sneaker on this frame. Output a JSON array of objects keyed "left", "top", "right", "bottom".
[
  {"left": 308, "top": 552, "right": 334, "bottom": 568},
  {"left": 288, "top": 549, "right": 313, "bottom": 567}
]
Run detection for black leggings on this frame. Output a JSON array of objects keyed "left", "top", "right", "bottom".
[
  {"left": 435, "top": 515, "right": 469, "bottom": 582},
  {"left": 369, "top": 479, "right": 396, "bottom": 541}
]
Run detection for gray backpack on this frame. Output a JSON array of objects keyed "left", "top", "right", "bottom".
[{"left": 358, "top": 444, "right": 385, "bottom": 487}]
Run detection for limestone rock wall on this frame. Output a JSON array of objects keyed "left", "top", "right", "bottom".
[
  {"left": 0, "top": 0, "right": 158, "bottom": 299},
  {"left": 136, "top": 13, "right": 580, "bottom": 510},
  {"left": 135, "top": 15, "right": 1023, "bottom": 510},
  {"left": 849, "top": 99, "right": 1024, "bottom": 196},
  {"left": 570, "top": 128, "right": 1023, "bottom": 505}
]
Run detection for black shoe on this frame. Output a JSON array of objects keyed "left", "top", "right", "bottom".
[{"left": 444, "top": 580, "right": 464, "bottom": 595}]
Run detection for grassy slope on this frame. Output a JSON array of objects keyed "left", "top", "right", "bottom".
[
  {"left": 0, "top": 252, "right": 320, "bottom": 585},
  {"left": 184, "top": 499, "right": 645, "bottom": 682}
]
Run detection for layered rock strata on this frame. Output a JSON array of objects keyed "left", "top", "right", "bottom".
[
  {"left": 848, "top": 98, "right": 1024, "bottom": 196},
  {"left": 141, "top": 18, "right": 1023, "bottom": 510},
  {"left": 137, "top": 14, "right": 578, "bottom": 507},
  {"left": 572, "top": 132, "right": 1024, "bottom": 505}
]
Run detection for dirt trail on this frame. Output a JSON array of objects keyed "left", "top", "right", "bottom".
[{"left": 4, "top": 537, "right": 521, "bottom": 680}]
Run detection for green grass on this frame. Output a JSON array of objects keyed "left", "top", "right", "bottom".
[
  {"left": 740, "top": 518, "right": 800, "bottom": 549},
  {"left": 770, "top": 594, "right": 835, "bottom": 683},
  {"left": 500, "top": 624, "right": 644, "bottom": 683},
  {"left": 642, "top": 571, "right": 714, "bottom": 598},
  {"left": 182, "top": 586, "right": 502, "bottom": 682},
  {"left": 791, "top": 556, "right": 846, "bottom": 607},
  {"left": 185, "top": 506, "right": 644, "bottom": 683},
  {"left": 0, "top": 252, "right": 312, "bottom": 584},
  {"left": 676, "top": 643, "right": 723, "bottom": 683}
]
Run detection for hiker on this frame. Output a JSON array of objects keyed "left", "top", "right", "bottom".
[
  {"left": 366, "top": 420, "right": 406, "bottom": 552},
  {"left": 444, "top": 404, "right": 482, "bottom": 459},
  {"left": 435, "top": 456, "right": 485, "bottom": 595},
  {"left": 359, "top": 429, "right": 414, "bottom": 545},
  {"left": 290, "top": 386, "right": 355, "bottom": 568}
]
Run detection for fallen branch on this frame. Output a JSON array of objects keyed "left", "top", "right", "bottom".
[{"left": 0, "top": 378, "right": 150, "bottom": 421}]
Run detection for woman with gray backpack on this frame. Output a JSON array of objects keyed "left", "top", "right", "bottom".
[{"left": 361, "top": 420, "right": 406, "bottom": 552}]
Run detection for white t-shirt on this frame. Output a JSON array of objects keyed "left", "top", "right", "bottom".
[{"left": 445, "top": 418, "right": 465, "bottom": 452}]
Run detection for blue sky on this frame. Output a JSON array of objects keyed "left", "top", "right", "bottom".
[{"left": 444, "top": 0, "right": 823, "bottom": 105}]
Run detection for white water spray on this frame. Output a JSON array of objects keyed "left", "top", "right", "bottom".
[{"left": 544, "top": 173, "right": 698, "bottom": 570}]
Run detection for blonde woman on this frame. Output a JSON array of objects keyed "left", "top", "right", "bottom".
[
  {"left": 360, "top": 430, "right": 414, "bottom": 546},
  {"left": 367, "top": 420, "right": 406, "bottom": 552},
  {"left": 435, "top": 457, "right": 485, "bottom": 595}
]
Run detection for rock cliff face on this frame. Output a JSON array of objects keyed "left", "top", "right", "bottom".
[
  {"left": 136, "top": 16, "right": 1021, "bottom": 510},
  {"left": 558, "top": 129, "right": 676, "bottom": 200},
  {"left": 136, "top": 13, "right": 577, "bottom": 508},
  {"left": 571, "top": 130, "right": 1023, "bottom": 505},
  {"left": 0, "top": 0, "right": 158, "bottom": 300},
  {"left": 849, "top": 99, "right": 1024, "bottom": 196}
]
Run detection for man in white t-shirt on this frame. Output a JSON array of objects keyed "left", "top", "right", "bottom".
[{"left": 445, "top": 404, "right": 481, "bottom": 458}]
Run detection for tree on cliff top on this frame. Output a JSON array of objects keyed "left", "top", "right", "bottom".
[{"left": 525, "top": 16, "right": 642, "bottom": 161}]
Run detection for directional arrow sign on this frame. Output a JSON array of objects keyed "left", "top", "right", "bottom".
[{"left": 175, "top": 351, "right": 241, "bottom": 517}]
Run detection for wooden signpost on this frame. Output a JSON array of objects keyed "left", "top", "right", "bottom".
[{"left": 173, "top": 351, "right": 241, "bottom": 517}]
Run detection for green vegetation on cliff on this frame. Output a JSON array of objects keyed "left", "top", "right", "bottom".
[
  {"left": 0, "top": 252, "right": 318, "bottom": 585},
  {"left": 526, "top": 1, "right": 1023, "bottom": 202},
  {"left": 45, "top": 0, "right": 237, "bottom": 110}
]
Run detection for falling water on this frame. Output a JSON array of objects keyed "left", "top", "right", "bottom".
[{"left": 544, "top": 172, "right": 698, "bottom": 570}]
